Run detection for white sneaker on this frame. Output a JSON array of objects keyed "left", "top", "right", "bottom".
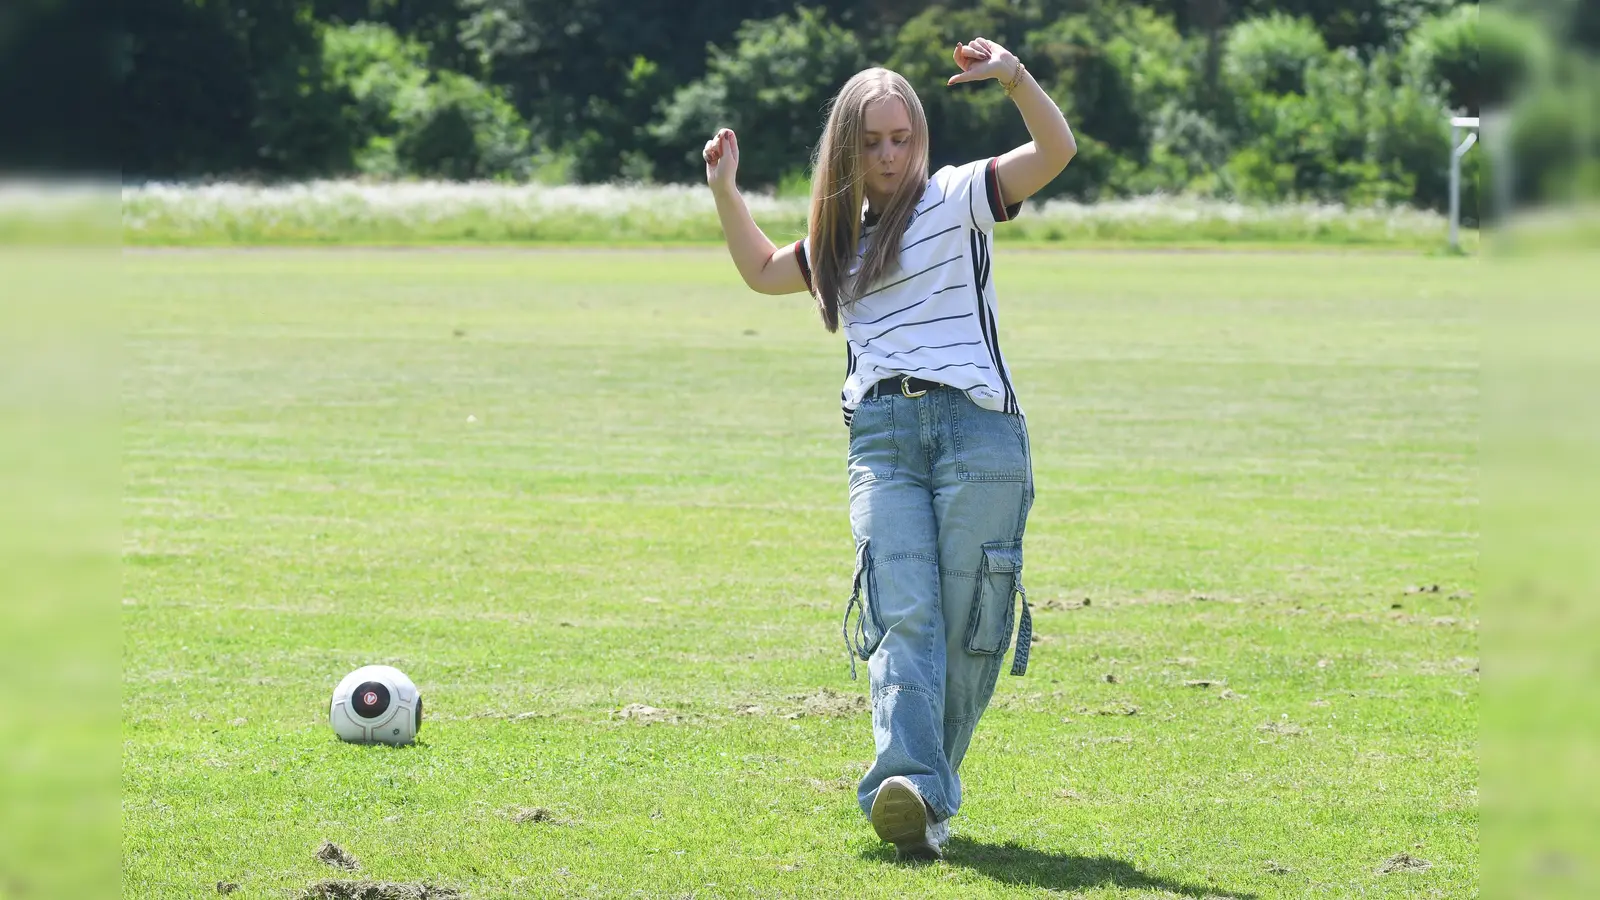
[{"left": 870, "top": 776, "right": 948, "bottom": 861}]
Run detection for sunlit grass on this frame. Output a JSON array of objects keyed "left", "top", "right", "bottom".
[{"left": 121, "top": 248, "right": 1479, "bottom": 898}]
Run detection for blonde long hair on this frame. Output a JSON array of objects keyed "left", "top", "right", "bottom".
[{"left": 807, "top": 68, "right": 930, "bottom": 333}]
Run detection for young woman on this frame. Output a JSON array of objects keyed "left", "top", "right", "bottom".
[{"left": 702, "top": 37, "right": 1076, "bottom": 861}]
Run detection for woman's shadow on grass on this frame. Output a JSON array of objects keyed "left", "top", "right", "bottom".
[{"left": 863, "top": 837, "right": 1258, "bottom": 898}]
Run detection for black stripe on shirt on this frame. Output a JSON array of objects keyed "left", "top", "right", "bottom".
[
  {"left": 852, "top": 283, "right": 968, "bottom": 327},
  {"left": 899, "top": 361, "right": 992, "bottom": 374},
  {"left": 970, "top": 230, "right": 1013, "bottom": 414},
  {"left": 968, "top": 161, "right": 980, "bottom": 231},
  {"left": 975, "top": 231, "right": 1017, "bottom": 413},
  {"left": 856, "top": 255, "right": 961, "bottom": 301},
  {"left": 873, "top": 339, "right": 984, "bottom": 362},
  {"left": 901, "top": 224, "right": 960, "bottom": 254},
  {"left": 850, "top": 312, "right": 974, "bottom": 348}
]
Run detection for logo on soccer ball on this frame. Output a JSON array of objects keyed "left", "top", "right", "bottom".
[{"left": 363, "top": 691, "right": 378, "bottom": 705}]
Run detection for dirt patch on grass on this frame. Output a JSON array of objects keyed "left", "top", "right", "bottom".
[
  {"left": 1258, "top": 720, "right": 1307, "bottom": 736},
  {"left": 507, "top": 806, "right": 575, "bottom": 825},
  {"left": 1377, "top": 853, "right": 1432, "bottom": 874},
  {"left": 1093, "top": 591, "right": 1247, "bottom": 608},
  {"left": 299, "top": 881, "right": 462, "bottom": 900},
  {"left": 1037, "top": 596, "right": 1092, "bottom": 611},
  {"left": 1417, "top": 657, "right": 1479, "bottom": 676},
  {"left": 784, "top": 688, "right": 868, "bottom": 719},
  {"left": 1345, "top": 611, "right": 1479, "bottom": 630},
  {"left": 809, "top": 775, "right": 856, "bottom": 793},
  {"left": 315, "top": 842, "right": 360, "bottom": 871},
  {"left": 1080, "top": 701, "right": 1140, "bottom": 716},
  {"left": 726, "top": 688, "right": 870, "bottom": 721},
  {"left": 613, "top": 703, "right": 679, "bottom": 725}
]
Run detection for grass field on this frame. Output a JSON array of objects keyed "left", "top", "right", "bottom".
[{"left": 121, "top": 248, "right": 1479, "bottom": 899}]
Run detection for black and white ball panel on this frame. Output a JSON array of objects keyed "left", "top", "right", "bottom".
[{"left": 352, "top": 681, "right": 392, "bottom": 719}]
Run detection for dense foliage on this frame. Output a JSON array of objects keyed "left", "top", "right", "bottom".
[{"left": 117, "top": 0, "right": 1599, "bottom": 215}]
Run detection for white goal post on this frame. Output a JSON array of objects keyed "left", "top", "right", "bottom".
[{"left": 1449, "top": 116, "right": 1479, "bottom": 251}]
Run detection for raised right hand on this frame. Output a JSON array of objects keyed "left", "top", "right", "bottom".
[{"left": 703, "top": 128, "right": 739, "bottom": 190}]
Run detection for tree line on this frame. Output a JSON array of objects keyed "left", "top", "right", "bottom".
[{"left": 116, "top": 0, "right": 1599, "bottom": 215}]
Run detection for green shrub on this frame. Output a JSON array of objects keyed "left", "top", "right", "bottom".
[
  {"left": 1404, "top": 5, "right": 1478, "bottom": 113},
  {"left": 1407, "top": 5, "right": 1557, "bottom": 115},
  {"left": 322, "top": 23, "right": 531, "bottom": 181},
  {"left": 1223, "top": 39, "right": 1378, "bottom": 204},
  {"left": 651, "top": 7, "right": 867, "bottom": 189},
  {"left": 1223, "top": 14, "right": 1327, "bottom": 98},
  {"left": 1141, "top": 103, "right": 1231, "bottom": 196},
  {"left": 1021, "top": 2, "right": 1198, "bottom": 199},
  {"left": 396, "top": 71, "right": 532, "bottom": 181},
  {"left": 1364, "top": 64, "right": 1466, "bottom": 216}
]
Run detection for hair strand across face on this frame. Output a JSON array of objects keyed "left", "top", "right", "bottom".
[{"left": 806, "top": 68, "right": 929, "bottom": 333}]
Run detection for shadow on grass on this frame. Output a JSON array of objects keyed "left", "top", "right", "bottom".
[{"left": 862, "top": 837, "right": 1258, "bottom": 898}]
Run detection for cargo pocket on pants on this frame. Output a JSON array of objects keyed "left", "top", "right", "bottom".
[
  {"left": 841, "top": 538, "right": 886, "bottom": 680},
  {"left": 965, "top": 540, "right": 1032, "bottom": 676}
]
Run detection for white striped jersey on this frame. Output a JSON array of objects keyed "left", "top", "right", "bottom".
[{"left": 794, "top": 157, "right": 1024, "bottom": 427}]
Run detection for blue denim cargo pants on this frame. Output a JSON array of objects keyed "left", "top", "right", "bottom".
[{"left": 841, "top": 381, "right": 1035, "bottom": 824}]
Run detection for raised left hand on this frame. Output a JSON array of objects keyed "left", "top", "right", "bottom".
[{"left": 947, "top": 37, "right": 1020, "bottom": 86}]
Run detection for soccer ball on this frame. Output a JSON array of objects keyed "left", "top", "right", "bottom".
[{"left": 329, "top": 665, "right": 423, "bottom": 746}]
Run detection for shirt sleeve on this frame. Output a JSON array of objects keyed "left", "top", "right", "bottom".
[
  {"left": 936, "top": 158, "right": 1023, "bottom": 232},
  {"left": 792, "top": 237, "right": 814, "bottom": 295}
]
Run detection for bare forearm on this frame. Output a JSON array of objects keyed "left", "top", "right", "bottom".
[
  {"left": 710, "top": 185, "right": 779, "bottom": 288},
  {"left": 950, "top": 39, "right": 1077, "bottom": 202},
  {"left": 1008, "top": 68, "right": 1076, "bottom": 164}
]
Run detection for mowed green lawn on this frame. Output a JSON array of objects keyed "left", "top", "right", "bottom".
[{"left": 122, "top": 248, "right": 1479, "bottom": 899}]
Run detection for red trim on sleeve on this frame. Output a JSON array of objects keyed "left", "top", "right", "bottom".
[
  {"left": 793, "top": 239, "right": 814, "bottom": 293},
  {"left": 985, "top": 158, "right": 1009, "bottom": 223}
]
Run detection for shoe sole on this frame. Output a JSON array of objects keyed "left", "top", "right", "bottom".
[{"left": 870, "top": 777, "right": 941, "bottom": 860}]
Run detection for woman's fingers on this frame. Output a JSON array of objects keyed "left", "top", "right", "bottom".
[
  {"left": 705, "top": 130, "right": 734, "bottom": 164},
  {"left": 948, "top": 37, "right": 1008, "bottom": 85},
  {"left": 952, "top": 39, "right": 991, "bottom": 78},
  {"left": 704, "top": 129, "right": 738, "bottom": 175}
]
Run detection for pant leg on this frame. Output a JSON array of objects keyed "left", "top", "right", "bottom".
[
  {"left": 931, "top": 390, "right": 1035, "bottom": 804},
  {"left": 842, "top": 394, "right": 956, "bottom": 821}
]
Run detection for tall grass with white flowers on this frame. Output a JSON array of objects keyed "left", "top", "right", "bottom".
[{"left": 118, "top": 179, "right": 1471, "bottom": 250}]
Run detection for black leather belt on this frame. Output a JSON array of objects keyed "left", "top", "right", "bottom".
[{"left": 866, "top": 375, "right": 946, "bottom": 399}]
